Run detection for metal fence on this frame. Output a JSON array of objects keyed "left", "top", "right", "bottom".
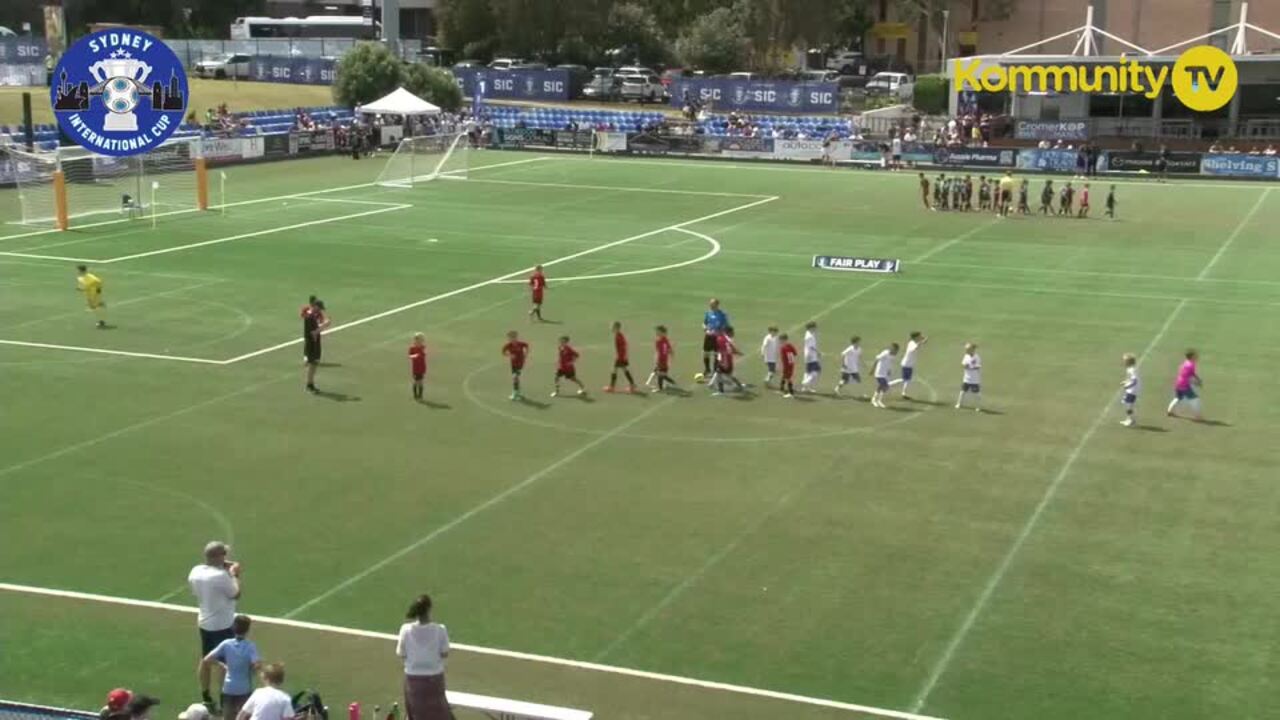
[{"left": 0, "top": 700, "right": 96, "bottom": 720}]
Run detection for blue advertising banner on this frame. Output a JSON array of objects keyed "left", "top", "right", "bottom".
[
  {"left": 1016, "top": 148, "right": 1080, "bottom": 172},
  {"left": 933, "top": 146, "right": 1017, "bottom": 168},
  {"left": 1015, "top": 120, "right": 1088, "bottom": 141},
  {"left": 1200, "top": 153, "right": 1280, "bottom": 178},
  {"left": 0, "top": 37, "right": 47, "bottom": 64},
  {"left": 249, "top": 56, "right": 336, "bottom": 85},
  {"left": 670, "top": 78, "right": 839, "bottom": 114},
  {"left": 453, "top": 69, "right": 571, "bottom": 101}
]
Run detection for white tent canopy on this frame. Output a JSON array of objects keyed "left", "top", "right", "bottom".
[{"left": 356, "top": 87, "right": 441, "bottom": 116}]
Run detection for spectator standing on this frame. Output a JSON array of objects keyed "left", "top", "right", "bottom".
[
  {"left": 397, "top": 594, "right": 454, "bottom": 720},
  {"left": 188, "top": 542, "right": 242, "bottom": 664},
  {"left": 200, "top": 614, "right": 261, "bottom": 720},
  {"left": 236, "top": 665, "right": 293, "bottom": 720}
]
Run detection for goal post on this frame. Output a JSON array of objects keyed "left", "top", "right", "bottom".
[
  {"left": 2, "top": 137, "right": 205, "bottom": 230},
  {"left": 375, "top": 133, "right": 470, "bottom": 188}
]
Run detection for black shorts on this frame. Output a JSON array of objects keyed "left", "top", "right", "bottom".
[
  {"left": 200, "top": 626, "right": 235, "bottom": 656},
  {"left": 510, "top": 365, "right": 523, "bottom": 376},
  {"left": 556, "top": 369, "right": 576, "bottom": 380},
  {"left": 304, "top": 338, "right": 322, "bottom": 364},
  {"left": 412, "top": 372, "right": 424, "bottom": 381},
  {"left": 702, "top": 334, "right": 717, "bottom": 353},
  {"left": 614, "top": 360, "right": 629, "bottom": 368}
]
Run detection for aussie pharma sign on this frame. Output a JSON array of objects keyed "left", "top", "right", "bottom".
[
  {"left": 453, "top": 69, "right": 571, "bottom": 101},
  {"left": 670, "top": 78, "right": 839, "bottom": 113}
]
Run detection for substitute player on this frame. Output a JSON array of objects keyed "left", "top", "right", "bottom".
[
  {"left": 528, "top": 265, "right": 547, "bottom": 321},
  {"left": 900, "top": 331, "right": 927, "bottom": 399},
  {"left": 604, "top": 321, "right": 638, "bottom": 393},
  {"left": 919, "top": 173, "right": 931, "bottom": 210},
  {"left": 760, "top": 326, "right": 780, "bottom": 386},
  {"left": 698, "top": 298, "right": 729, "bottom": 380},
  {"left": 1166, "top": 349, "right": 1203, "bottom": 421},
  {"left": 1040, "top": 179, "right": 1055, "bottom": 214},
  {"left": 1105, "top": 184, "right": 1117, "bottom": 219},
  {"left": 408, "top": 333, "right": 427, "bottom": 400},
  {"left": 835, "top": 336, "right": 863, "bottom": 397},
  {"left": 956, "top": 342, "right": 983, "bottom": 412},
  {"left": 779, "top": 333, "right": 798, "bottom": 398},
  {"left": 647, "top": 325, "right": 678, "bottom": 392},
  {"left": 502, "top": 330, "right": 530, "bottom": 400},
  {"left": 870, "top": 342, "right": 899, "bottom": 408},
  {"left": 552, "top": 336, "right": 587, "bottom": 398},
  {"left": 1120, "top": 353, "right": 1140, "bottom": 427},
  {"left": 75, "top": 265, "right": 107, "bottom": 328}
]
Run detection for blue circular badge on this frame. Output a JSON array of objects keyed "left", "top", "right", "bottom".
[{"left": 51, "top": 28, "right": 188, "bottom": 157}]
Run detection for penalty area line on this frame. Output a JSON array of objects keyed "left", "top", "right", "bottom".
[
  {"left": 0, "top": 339, "right": 221, "bottom": 364},
  {"left": 0, "top": 582, "right": 944, "bottom": 720}
]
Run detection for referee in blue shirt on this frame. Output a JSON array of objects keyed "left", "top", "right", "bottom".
[{"left": 701, "top": 298, "right": 728, "bottom": 377}]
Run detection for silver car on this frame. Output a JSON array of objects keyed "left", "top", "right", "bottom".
[
  {"left": 618, "top": 72, "right": 665, "bottom": 103},
  {"left": 195, "top": 53, "right": 252, "bottom": 79}
]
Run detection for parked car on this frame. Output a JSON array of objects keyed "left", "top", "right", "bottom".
[
  {"left": 583, "top": 67, "right": 623, "bottom": 101},
  {"left": 728, "top": 71, "right": 756, "bottom": 81},
  {"left": 195, "top": 53, "right": 252, "bottom": 79},
  {"left": 617, "top": 65, "right": 656, "bottom": 77},
  {"left": 555, "top": 64, "right": 591, "bottom": 97},
  {"left": 864, "top": 71, "right": 914, "bottom": 99},
  {"left": 512, "top": 62, "right": 547, "bottom": 70},
  {"left": 618, "top": 72, "right": 665, "bottom": 103},
  {"left": 488, "top": 57, "right": 527, "bottom": 71},
  {"left": 826, "top": 50, "right": 865, "bottom": 75},
  {"left": 802, "top": 69, "right": 840, "bottom": 83},
  {"left": 452, "top": 60, "right": 485, "bottom": 71}
]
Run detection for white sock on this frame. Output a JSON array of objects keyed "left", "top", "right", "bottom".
[
  {"left": 956, "top": 391, "right": 966, "bottom": 407},
  {"left": 901, "top": 380, "right": 911, "bottom": 395}
]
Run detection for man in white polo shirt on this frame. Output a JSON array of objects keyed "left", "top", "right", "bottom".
[{"left": 189, "top": 541, "right": 242, "bottom": 660}]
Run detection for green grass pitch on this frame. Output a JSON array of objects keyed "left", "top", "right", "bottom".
[{"left": 2, "top": 151, "right": 1279, "bottom": 720}]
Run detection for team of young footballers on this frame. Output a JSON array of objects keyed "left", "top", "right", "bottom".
[
  {"left": 919, "top": 171, "right": 1117, "bottom": 219},
  {"left": 404, "top": 265, "right": 1208, "bottom": 427}
]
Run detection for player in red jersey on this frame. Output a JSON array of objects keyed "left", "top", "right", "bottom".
[
  {"left": 604, "top": 321, "right": 638, "bottom": 393},
  {"left": 779, "top": 332, "right": 798, "bottom": 398},
  {"left": 502, "top": 330, "right": 530, "bottom": 401},
  {"left": 646, "top": 325, "right": 679, "bottom": 393},
  {"left": 528, "top": 265, "right": 547, "bottom": 321},
  {"left": 1077, "top": 183, "right": 1091, "bottom": 218},
  {"left": 408, "top": 332, "right": 427, "bottom": 400},
  {"left": 552, "top": 335, "right": 586, "bottom": 397},
  {"left": 708, "top": 326, "right": 746, "bottom": 396}
]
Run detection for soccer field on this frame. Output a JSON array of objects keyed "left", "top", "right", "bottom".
[{"left": 2, "top": 151, "right": 1279, "bottom": 720}]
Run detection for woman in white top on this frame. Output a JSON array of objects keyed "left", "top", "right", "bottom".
[{"left": 396, "top": 594, "right": 453, "bottom": 720}]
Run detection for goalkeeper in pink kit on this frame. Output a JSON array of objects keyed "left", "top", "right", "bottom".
[{"left": 1166, "top": 349, "right": 1204, "bottom": 421}]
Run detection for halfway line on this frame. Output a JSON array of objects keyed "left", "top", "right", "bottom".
[{"left": 1196, "top": 186, "right": 1272, "bottom": 280}]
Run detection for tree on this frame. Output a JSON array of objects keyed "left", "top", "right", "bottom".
[
  {"left": 676, "top": 6, "right": 748, "bottom": 74},
  {"left": 605, "top": 2, "right": 672, "bottom": 67},
  {"left": 437, "top": 0, "right": 497, "bottom": 58},
  {"left": 332, "top": 42, "right": 404, "bottom": 107},
  {"left": 402, "top": 62, "right": 463, "bottom": 110}
]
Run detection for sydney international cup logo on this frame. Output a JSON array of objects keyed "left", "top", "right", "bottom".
[{"left": 52, "top": 28, "right": 187, "bottom": 157}]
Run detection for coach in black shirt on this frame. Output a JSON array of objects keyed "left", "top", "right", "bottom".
[{"left": 303, "top": 298, "right": 327, "bottom": 393}]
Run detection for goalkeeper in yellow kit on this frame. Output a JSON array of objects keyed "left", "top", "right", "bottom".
[{"left": 76, "top": 264, "right": 107, "bottom": 328}]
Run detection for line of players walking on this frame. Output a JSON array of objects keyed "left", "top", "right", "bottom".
[{"left": 920, "top": 171, "right": 1117, "bottom": 219}]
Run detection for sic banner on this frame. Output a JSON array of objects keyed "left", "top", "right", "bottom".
[
  {"left": 249, "top": 56, "right": 336, "bottom": 85},
  {"left": 452, "top": 68, "right": 571, "bottom": 101},
  {"left": 669, "top": 77, "right": 840, "bottom": 114}
]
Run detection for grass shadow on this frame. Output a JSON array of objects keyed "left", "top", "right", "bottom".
[
  {"left": 313, "top": 389, "right": 361, "bottom": 402},
  {"left": 416, "top": 398, "right": 451, "bottom": 410}
]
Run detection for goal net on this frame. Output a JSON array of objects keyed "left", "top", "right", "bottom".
[
  {"left": 375, "top": 133, "right": 470, "bottom": 188},
  {"left": 3, "top": 137, "right": 204, "bottom": 229}
]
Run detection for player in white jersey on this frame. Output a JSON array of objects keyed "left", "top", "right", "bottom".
[
  {"left": 835, "top": 336, "right": 863, "bottom": 397},
  {"left": 870, "top": 342, "right": 899, "bottom": 408},
  {"left": 899, "top": 331, "right": 927, "bottom": 398},
  {"left": 760, "top": 326, "right": 780, "bottom": 387},
  {"left": 800, "top": 321, "right": 821, "bottom": 393},
  {"left": 956, "top": 342, "right": 982, "bottom": 411},
  {"left": 1119, "top": 353, "right": 1140, "bottom": 427}
]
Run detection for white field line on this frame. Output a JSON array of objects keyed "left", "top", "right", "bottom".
[
  {"left": 908, "top": 297, "right": 1188, "bottom": 713},
  {"left": 1196, "top": 186, "right": 1272, "bottom": 280},
  {"left": 293, "top": 196, "right": 412, "bottom": 208},
  {"left": 0, "top": 339, "right": 221, "bottom": 364},
  {"left": 909, "top": 218, "right": 1001, "bottom": 264},
  {"left": 97, "top": 205, "right": 412, "bottom": 264},
  {"left": 494, "top": 227, "right": 720, "bottom": 285},
  {"left": 219, "top": 196, "right": 779, "bottom": 365},
  {"left": 0, "top": 249, "right": 101, "bottom": 262},
  {"left": 570, "top": 155, "right": 1280, "bottom": 190},
  {"left": 0, "top": 155, "right": 554, "bottom": 244},
  {"left": 283, "top": 398, "right": 679, "bottom": 619},
  {"left": 461, "top": 176, "right": 772, "bottom": 199},
  {"left": 0, "top": 582, "right": 945, "bottom": 720},
  {"left": 0, "top": 278, "right": 223, "bottom": 333}
]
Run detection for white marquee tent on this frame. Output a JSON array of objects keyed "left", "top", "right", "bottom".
[{"left": 356, "top": 87, "right": 441, "bottom": 116}]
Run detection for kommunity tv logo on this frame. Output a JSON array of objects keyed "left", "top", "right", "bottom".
[{"left": 954, "top": 45, "right": 1238, "bottom": 112}]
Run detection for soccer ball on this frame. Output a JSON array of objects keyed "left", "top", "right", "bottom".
[
  {"left": 693, "top": 372, "right": 705, "bottom": 383},
  {"left": 104, "top": 77, "right": 139, "bottom": 115}
]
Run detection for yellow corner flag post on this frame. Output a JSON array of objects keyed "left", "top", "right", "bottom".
[
  {"left": 220, "top": 171, "right": 227, "bottom": 216},
  {"left": 151, "top": 180, "right": 159, "bottom": 229}
]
